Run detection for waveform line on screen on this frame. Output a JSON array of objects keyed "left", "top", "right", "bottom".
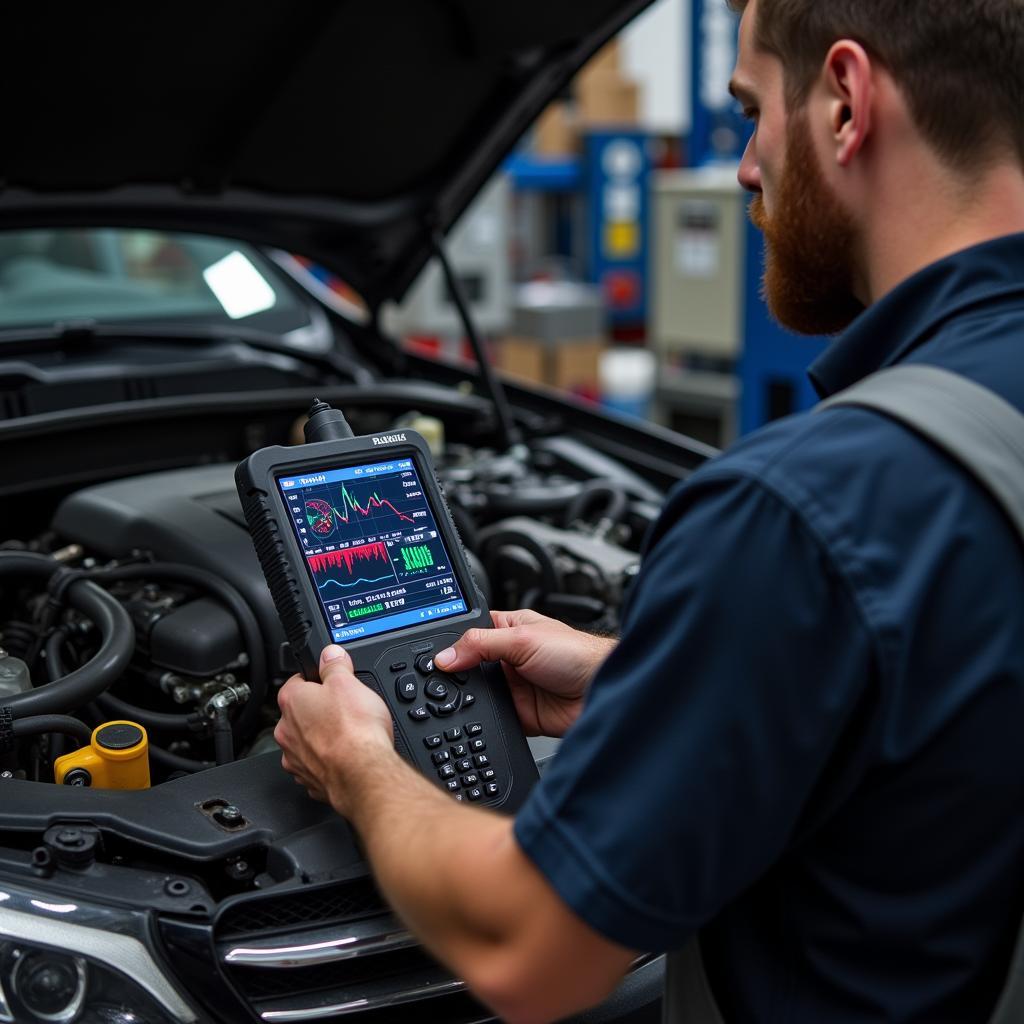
[
  {"left": 317, "top": 575, "right": 393, "bottom": 591},
  {"left": 332, "top": 483, "right": 415, "bottom": 525},
  {"left": 308, "top": 542, "right": 390, "bottom": 576}
]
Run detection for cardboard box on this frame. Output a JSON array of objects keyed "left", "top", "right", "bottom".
[
  {"left": 533, "top": 101, "right": 578, "bottom": 158},
  {"left": 579, "top": 39, "right": 622, "bottom": 83},
  {"left": 497, "top": 336, "right": 606, "bottom": 394},
  {"left": 577, "top": 69, "right": 639, "bottom": 126}
]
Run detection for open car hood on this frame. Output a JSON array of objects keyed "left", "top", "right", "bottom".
[{"left": 0, "top": 0, "right": 652, "bottom": 310}]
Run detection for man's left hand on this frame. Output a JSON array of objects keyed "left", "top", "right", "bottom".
[{"left": 274, "top": 644, "right": 395, "bottom": 813}]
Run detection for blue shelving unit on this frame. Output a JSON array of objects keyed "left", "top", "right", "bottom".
[{"left": 503, "top": 154, "right": 582, "bottom": 192}]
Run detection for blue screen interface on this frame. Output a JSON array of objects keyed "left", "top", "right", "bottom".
[{"left": 277, "top": 457, "right": 468, "bottom": 642}]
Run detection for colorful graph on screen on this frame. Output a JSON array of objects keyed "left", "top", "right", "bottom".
[{"left": 307, "top": 542, "right": 397, "bottom": 592}]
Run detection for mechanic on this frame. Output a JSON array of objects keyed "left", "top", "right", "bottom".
[{"left": 273, "top": 1, "right": 1024, "bottom": 1020}]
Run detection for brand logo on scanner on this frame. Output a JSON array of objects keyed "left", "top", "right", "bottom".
[
  {"left": 298, "top": 474, "right": 327, "bottom": 485},
  {"left": 372, "top": 433, "right": 407, "bottom": 446}
]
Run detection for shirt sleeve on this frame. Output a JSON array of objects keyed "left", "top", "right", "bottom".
[{"left": 513, "top": 468, "right": 879, "bottom": 952}]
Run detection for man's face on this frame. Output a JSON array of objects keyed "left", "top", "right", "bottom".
[{"left": 732, "top": 1, "right": 865, "bottom": 335}]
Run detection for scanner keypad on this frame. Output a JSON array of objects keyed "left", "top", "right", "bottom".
[{"left": 376, "top": 638, "right": 509, "bottom": 805}]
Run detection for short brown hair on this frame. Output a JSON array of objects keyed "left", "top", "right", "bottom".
[{"left": 728, "top": 0, "right": 1024, "bottom": 170}]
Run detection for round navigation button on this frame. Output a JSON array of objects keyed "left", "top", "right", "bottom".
[{"left": 424, "top": 677, "right": 449, "bottom": 700}]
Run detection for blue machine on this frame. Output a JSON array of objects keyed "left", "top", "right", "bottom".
[
  {"left": 690, "top": 0, "right": 827, "bottom": 433},
  {"left": 582, "top": 129, "right": 652, "bottom": 331}
]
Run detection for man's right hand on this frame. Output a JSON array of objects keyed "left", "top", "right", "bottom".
[{"left": 433, "top": 610, "right": 615, "bottom": 738}]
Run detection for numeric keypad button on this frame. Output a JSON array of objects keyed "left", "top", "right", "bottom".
[
  {"left": 469, "top": 738, "right": 486, "bottom": 753},
  {"left": 424, "top": 734, "right": 443, "bottom": 750},
  {"left": 465, "top": 722, "right": 483, "bottom": 736},
  {"left": 438, "top": 763, "right": 457, "bottom": 780},
  {"left": 473, "top": 754, "right": 490, "bottom": 768}
]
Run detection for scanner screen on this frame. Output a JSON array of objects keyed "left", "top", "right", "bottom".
[{"left": 277, "top": 457, "right": 468, "bottom": 642}]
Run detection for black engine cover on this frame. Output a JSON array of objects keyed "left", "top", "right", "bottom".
[{"left": 53, "top": 464, "right": 290, "bottom": 675}]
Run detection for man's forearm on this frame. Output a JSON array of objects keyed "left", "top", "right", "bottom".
[
  {"left": 329, "top": 745, "right": 635, "bottom": 1024},
  {"left": 334, "top": 744, "right": 519, "bottom": 965}
]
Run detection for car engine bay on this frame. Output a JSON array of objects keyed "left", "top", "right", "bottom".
[
  {"left": 1, "top": 402, "right": 666, "bottom": 791},
  {"left": 0, "top": 351, "right": 698, "bottom": 1022}
]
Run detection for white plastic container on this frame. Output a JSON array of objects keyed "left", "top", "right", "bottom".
[{"left": 599, "top": 347, "right": 658, "bottom": 419}]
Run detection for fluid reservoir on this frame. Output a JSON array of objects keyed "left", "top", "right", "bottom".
[
  {"left": 0, "top": 648, "right": 31, "bottom": 699},
  {"left": 54, "top": 721, "right": 151, "bottom": 790}
]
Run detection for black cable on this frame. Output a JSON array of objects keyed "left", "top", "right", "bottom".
[
  {"left": 95, "top": 692, "right": 200, "bottom": 733},
  {"left": 213, "top": 708, "right": 234, "bottom": 765},
  {"left": 11, "top": 715, "right": 92, "bottom": 747},
  {"left": 85, "top": 563, "right": 266, "bottom": 742},
  {"left": 148, "top": 744, "right": 215, "bottom": 774},
  {"left": 430, "top": 230, "right": 519, "bottom": 450},
  {"left": 0, "top": 553, "right": 135, "bottom": 719}
]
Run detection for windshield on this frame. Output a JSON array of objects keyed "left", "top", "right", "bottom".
[{"left": 0, "top": 229, "right": 306, "bottom": 332}]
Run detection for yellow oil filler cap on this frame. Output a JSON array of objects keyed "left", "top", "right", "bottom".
[{"left": 54, "top": 721, "right": 151, "bottom": 790}]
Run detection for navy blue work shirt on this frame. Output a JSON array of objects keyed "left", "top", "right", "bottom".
[{"left": 515, "top": 233, "right": 1024, "bottom": 1022}]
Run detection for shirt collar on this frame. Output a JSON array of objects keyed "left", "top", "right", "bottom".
[{"left": 808, "top": 232, "right": 1024, "bottom": 398}]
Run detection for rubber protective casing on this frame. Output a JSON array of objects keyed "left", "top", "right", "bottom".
[{"left": 235, "top": 429, "right": 538, "bottom": 812}]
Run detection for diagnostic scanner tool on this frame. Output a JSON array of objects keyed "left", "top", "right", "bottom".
[{"left": 235, "top": 401, "right": 538, "bottom": 809}]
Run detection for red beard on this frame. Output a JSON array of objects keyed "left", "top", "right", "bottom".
[{"left": 749, "top": 114, "right": 865, "bottom": 336}]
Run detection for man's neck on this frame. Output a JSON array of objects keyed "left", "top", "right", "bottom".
[{"left": 861, "top": 159, "right": 1024, "bottom": 305}]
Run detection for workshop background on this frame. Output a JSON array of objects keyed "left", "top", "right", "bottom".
[{"left": 317, "top": 0, "right": 830, "bottom": 449}]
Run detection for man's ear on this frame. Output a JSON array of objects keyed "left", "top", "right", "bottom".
[{"left": 821, "top": 40, "right": 874, "bottom": 167}]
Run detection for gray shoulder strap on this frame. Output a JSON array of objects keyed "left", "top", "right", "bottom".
[
  {"left": 818, "top": 364, "right": 1024, "bottom": 544},
  {"left": 664, "top": 365, "right": 1024, "bottom": 1024},
  {"left": 663, "top": 942, "right": 725, "bottom": 1024},
  {"left": 821, "top": 363, "right": 1024, "bottom": 1024}
]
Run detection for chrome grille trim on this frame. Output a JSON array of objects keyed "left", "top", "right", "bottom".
[
  {"left": 223, "top": 913, "right": 415, "bottom": 967},
  {"left": 259, "top": 978, "right": 467, "bottom": 1021}
]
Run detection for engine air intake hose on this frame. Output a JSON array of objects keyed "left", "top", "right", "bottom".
[{"left": 0, "top": 553, "right": 134, "bottom": 720}]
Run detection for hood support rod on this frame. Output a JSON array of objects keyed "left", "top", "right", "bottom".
[{"left": 430, "top": 230, "right": 519, "bottom": 450}]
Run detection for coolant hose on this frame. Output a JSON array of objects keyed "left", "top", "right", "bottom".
[
  {"left": 12, "top": 714, "right": 92, "bottom": 747},
  {"left": 0, "top": 553, "right": 135, "bottom": 719},
  {"left": 563, "top": 481, "right": 628, "bottom": 529}
]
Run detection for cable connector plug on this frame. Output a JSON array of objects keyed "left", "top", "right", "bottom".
[{"left": 304, "top": 399, "right": 354, "bottom": 444}]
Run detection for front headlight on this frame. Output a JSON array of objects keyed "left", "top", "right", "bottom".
[{"left": 0, "top": 886, "right": 198, "bottom": 1024}]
